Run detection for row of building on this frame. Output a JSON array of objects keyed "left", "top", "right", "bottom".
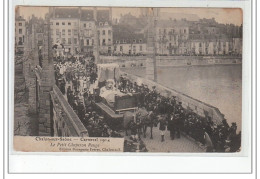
[{"left": 15, "top": 7, "right": 242, "bottom": 56}]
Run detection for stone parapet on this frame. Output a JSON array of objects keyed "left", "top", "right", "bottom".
[{"left": 51, "top": 85, "right": 88, "bottom": 137}]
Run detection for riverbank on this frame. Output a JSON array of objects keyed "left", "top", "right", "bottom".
[{"left": 101, "top": 55, "right": 242, "bottom": 68}]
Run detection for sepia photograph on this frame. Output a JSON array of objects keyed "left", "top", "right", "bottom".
[{"left": 13, "top": 6, "right": 242, "bottom": 153}]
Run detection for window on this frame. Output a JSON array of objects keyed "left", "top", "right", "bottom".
[
  {"left": 68, "top": 22, "right": 71, "bottom": 26},
  {"left": 199, "top": 43, "right": 202, "bottom": 47},
  {"left": 62, "top": 38, "right": 66, "bottom": 43},
  {"left": 56, "top": 22, "right": 59, "bottom": 26},
  {"left": 56, "top": 29, "right": 60, "bottom": 35},
  {"left": 102, "top": 30, "right": 105, "bottom": 35},
  {"left": 133, "top": 39, "right": 136, "bottom": 43},
  {"left": 74, "top": 29, "right": 78, "bottom": 35},
  {"left": 68, "top": 38, "right": 71, "bottom": 44},
  {"left": 99, "top": 22, "right": 103, "bottom": 26},
  {"left": 68, "top": 29, "right": 71, "bottom": 35},
  {"left": 139, "top": 39, "right": 142, "bottom": 43},
  {"left": 120, "top": 46, "right": 123, "bottom": 51},
  {"left": 108, "top": 39, "right": 111, "bottom": 42},
  {"left": 116, "top": 40, "right": 119, "bottom": 44},
  {"left": 74, "top": 38, "right": 77, "bottom": 44},
  {"left": 84, "top": 23, "right": 86, "bottom": 28},
  {"left": 19, "top": 29, "right": 22, "bottom": 34},
  {"left": 108, "top": 30, "right": 111, "bottom": 35},
  {"left": 102, "top": 39, "right": 106, "bottom": 45},
  {"left": 62, "top": 29, "right": 65, "bottom": 35},
  {"left": 19, "top": 23, "right": 22, "bottom": 26},
  {"left": 92, "top": 39, "right": 94, "bottom": 45},
  {"left": 140, "top": 45, "right": 142, "bottom": 51},
  {"left": 123, "top": 39, "right": 126, "bottom": 43},
  {"left": 85, "top": 30, "right": 90, "bottom": 36},
  {"left": 62, "top": 22, "right": 65, "bottom": 25},
  {"left": 184, "top": 29, "right": 186, "bottom": 34},
  {"left": 89, "top": 23, "right": 92, "bottom": 28},
  {"left": 19, "top": 37, "right": 22, "bottom": 42},
  {"left": 87, "top": 39, "right": 89, "bottom": 45}
]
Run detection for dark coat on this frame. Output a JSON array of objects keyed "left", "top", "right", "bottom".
[
  {"left": 168, "top": 117, "right": 175, "bottom": 131},
  {"left": 159, "top": 119, "right": 167, "bottom": 131}
]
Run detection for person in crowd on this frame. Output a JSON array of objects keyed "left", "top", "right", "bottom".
[
  {"left": 128, "top": 119, "right": 138, "bottom": 142},
  {"left": 159, "top": 115, "right": 167, "bottom": 142},
  {"left": 167, "top": 113, "right": 175, "bottom": 140}
]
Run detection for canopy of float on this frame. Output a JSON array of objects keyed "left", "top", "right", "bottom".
[{"left": 97, "top": 63, "right": 120, "bottom": 83}]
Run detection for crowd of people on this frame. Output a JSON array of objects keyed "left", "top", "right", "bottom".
[
  {"left": 54, "top": 55, "right": 122, "bottom": 138},
  {"left": 53, "top": 54, "right": 241, "bottom": 153},
  {"left": 117, "top": 76, "right": 241, "bottom": 152}
]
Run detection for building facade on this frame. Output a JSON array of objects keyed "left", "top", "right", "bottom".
[
  {"left": 153, "top": 18, "right": 242, "bottom": 56},
  {"left": 113, "top": 24, "right": 147, "bottom": 55},
  {"left": 49, "top": 7, "right": 113, "bottom": 56},
  {"left": 155, "top": 20, "right": 189, "bottom": 55},
  {"left": 15, "top": 16, "right": 26, "bottom": 53}
]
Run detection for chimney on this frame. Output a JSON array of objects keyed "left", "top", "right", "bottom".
[
  {"left": 94, "top": 7, "right": 97, "bottom": 21},
  {"left": 109, "top": 7, "right": 112, "bottom": 22},
  {"left": 78, "top": 7, "right": 82, "bottom": 19},
  {"left": 52, "top": 7, "right": 56, "bottom": 18}
]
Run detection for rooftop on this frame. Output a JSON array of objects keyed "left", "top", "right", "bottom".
[
  {"left": 81, "top": 9, "right": 94, "bottom": 21},
  {"left": 55, "top": 8, "right": 79, "bottom": 18},
  {"left": 156, "top": 20, "right": 189, "bottom": 28},
  {"left": 113, "top": 24, "right": 147, "bottom": 44}
]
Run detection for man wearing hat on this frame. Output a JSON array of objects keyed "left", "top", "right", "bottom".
[
  {"left": 175, "top": 113, "right": 181, "bottom": 138},
  {"left": 167, "top": 113, "right": 175, "bottom": 140},
  {"left": 159, "top": 115, "right": 167, "bottom": 142}
]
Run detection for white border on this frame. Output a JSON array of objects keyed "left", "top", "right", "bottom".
[{"left": 7, "top": 0, "right": 253, "bottom": 174}]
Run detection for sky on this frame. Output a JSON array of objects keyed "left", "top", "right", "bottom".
[{"left": 17, "top": 6, "right": 243, "bottom": 26}]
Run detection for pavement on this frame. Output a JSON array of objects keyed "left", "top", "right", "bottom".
[{"left": 140, "top": 126, "right": 205, "bottom": 153}]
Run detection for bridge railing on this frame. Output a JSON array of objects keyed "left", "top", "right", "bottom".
[
  {"left": 121, "top": 72, "right": 225, "bottom": 125},
  {"left": 52, "top": 85, "right": 88, "bottom": 137}
]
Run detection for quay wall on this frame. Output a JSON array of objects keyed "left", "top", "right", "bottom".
[
  {"left": 100, "top": 55, "right": 242, "bottom": 68},
  {"left": 120, "top": 71, "right": 225, "bottom": 125}
]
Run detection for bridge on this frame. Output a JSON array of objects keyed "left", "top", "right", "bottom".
[{"left": 18, "top": 14, "right": 229, "bottom": 152}]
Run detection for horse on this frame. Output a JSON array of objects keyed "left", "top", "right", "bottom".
[{"left": 142, "top": 111, "right": 158, "bottom": 139}]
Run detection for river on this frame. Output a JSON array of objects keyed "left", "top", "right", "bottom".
[{"left": 121, "top": 64, "right": 242, "bottom": 131}]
